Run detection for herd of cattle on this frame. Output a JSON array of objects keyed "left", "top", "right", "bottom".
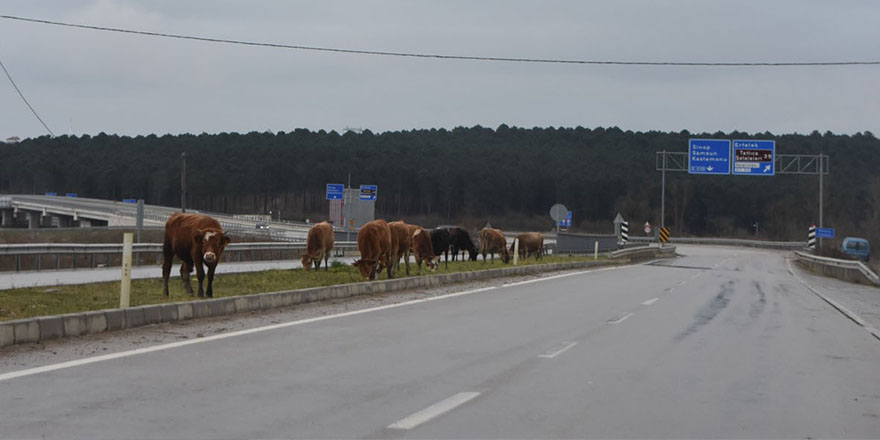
[{"left": 161, "top": 213, "right": 545, "bottom": 297}]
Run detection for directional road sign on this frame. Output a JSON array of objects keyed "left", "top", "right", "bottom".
[
  {"left": 359, "top": 184, "right": 378, "bottom": 201},
  {"left": 689, "top": 139, "right": 731, "bottom": 175},
  {"left": 325, "top": 184, "right": 345, "bottom": 200},
  {"left": 815, "top": 227, "right": 835, "bottom": 238},
  {"left": 732, "top": 139, "right": 775, "bottom": 176}
]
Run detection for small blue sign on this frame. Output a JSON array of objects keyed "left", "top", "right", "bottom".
[
  {"left": 65, "top": 193, "right": 78, "bottom": 198},
  {"left": 689, "top": 139, "right": 731, "bottom": 175},
  {"left": 558, "top": 211, "right": 572, "bottom": 227},
  {"left": 45, "top": 192, "right": 57, "bottom": 196},
  {"left": 732, "top": 139, "right": 775, "bottom": 176},
  {"left": 326, "top": 183, "right": 345, "bottom": 200},
  {"left": 359, "top": 184, "right": 377, "bottom": 201},
  {"left": 815, "top": 227, "right": 835, "bottom": 238},
  {"left": 122, "top": 198, "right": 137, "bottom": 204}
]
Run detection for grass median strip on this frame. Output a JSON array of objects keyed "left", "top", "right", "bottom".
[{"left": 0, "top": 255, "right": 615, "bottom": 321}]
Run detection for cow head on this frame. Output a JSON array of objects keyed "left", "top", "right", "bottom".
[
  {"left": 467, "top": 248, "right": 478, "bottom": 261},
  {"left": 301, "top": 254, "right": 314, "bottom": 271},
  {"left": 501, "top": 247, "right": 511, "bottom": 264},
  {"left": 353, "top": 258, "right": 377, "bottom": 280},
  {"left": 426, "top": 256, "right": 440, "bottom": 271},
  {"left": 195, "top": 228, "right": 230, "bottom": 265}
]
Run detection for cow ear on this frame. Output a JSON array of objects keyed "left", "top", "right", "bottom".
[{"left": 221, "top": 233, "right": 231, "bottom": 246}]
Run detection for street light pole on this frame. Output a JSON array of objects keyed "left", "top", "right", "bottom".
[{"left": 180, "top": 152, "right": 187, "bottom": 213}]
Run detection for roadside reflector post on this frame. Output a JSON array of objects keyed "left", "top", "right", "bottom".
[
  {"left": 120, "top": 232, "right": 133, "bottom": 308},
  {"left": 513, "top": 238, "right": 519, "bottom": 265},
  {"left": 594, "top": 241, "right": 599, "bottom": 260}
]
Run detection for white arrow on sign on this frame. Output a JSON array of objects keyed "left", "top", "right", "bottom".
[{"left": 707, "top": 166, "right": 714, "bottom": 171}]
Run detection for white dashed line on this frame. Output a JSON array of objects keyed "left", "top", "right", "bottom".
[
  {"left": 388, "top": 392, "right": 481, "bottom": 430},
  {"left": 608, "top": 313, "right": 633, "bottom": 324},
  {"left": 642, "top": 298, "right": 659, "bottom": 306},
  {"left": 538, "top": 341, "right": 578, "bottom": 359}
]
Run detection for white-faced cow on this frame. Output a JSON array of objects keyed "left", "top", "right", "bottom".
[
  {"left": 162, "top": 213, "right": 231, "bottom": 298},
  {"left": 301, "top": 221, "right": 334, "bottom": 271},
  {"left": 412, "top": 227, "right": 440, "bottom": 272}
]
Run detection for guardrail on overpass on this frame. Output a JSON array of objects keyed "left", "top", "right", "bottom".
[
  {"left": 630, "top": 236, "right": 805, "bottom": 250},
  {"left": 0, "top": 241, "right": 358, "bottom": 272},
  {"left": 793, "top": 251, "right": 880, "bottom": 286}
]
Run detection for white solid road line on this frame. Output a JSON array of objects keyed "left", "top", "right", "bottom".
[
  {"left": 388, "top": 392, "right": 481, "bottom": 430},
  {"left": 0, "top": 264, "right": 643, "bottom": 383},
  {"left": 538, "top": 341, "right": 578, "bottom": 359},
  {"left": 608, "top": 313, "right": 633, "bottom": 324},
  {"left": 642, "top": 298, "right": 659, "bottom": 305}
]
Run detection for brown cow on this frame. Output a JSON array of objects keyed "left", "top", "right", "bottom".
[
  {"left": 511, "top": 232, "right": 544, "bottom": 260},
  {"left": 353, "top": 219, "right": 393, "bottom": 281},
  {"left": 411, "top": 227, "right": 439, "bottom": 272},
  {"left": 389, "top": 221, "right": 415, "bottom": 276},
  {"left": 479, "top": 228, "right": 511, "bottom": 264},
  {"left": 162, "top": 213, "right": 231, "bottom": 298},
  {"left": 301, "top": 221, "right": 334, "bottom": 271}
]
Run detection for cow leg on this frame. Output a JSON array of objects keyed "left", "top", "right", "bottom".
[
  {"left": 180, "top": 261, "right": 194, "bottom": 295},
  {"left": 205, "top": 264, "right": 216, "bottom": 298},
  {"left": 444, "top": 250, "right": 449, "bottom": 269},
  {"left": 162, "top": 253, "right": 173, "bottom": 297},
  {"left": 324, "top": 253, "right": 330, "bottom": 271},
  {"left": 404, "top": 250, "right": 411, "bottom": 275},
  {"left": 196, "top": 262, "right": 206, "bottom": 298}
]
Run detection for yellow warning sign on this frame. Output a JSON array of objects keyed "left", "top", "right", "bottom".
[{"left": 659, "top": 227, "right": 671, "bottom": 243}]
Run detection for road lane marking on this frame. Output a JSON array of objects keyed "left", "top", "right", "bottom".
[
  {"left": 538, "top": 341, "right": 578, "bottom": 359},
  {"left": 0, "top": 264, "right": 649, "bottom": 382},
  {"left": 642, "top": 298, "right": 659, "bottom": 305},
  {"left": 608, "top": 313, "right": 633, "bottom": 324},
  {"left": 387, "top": 392, "right": 481, "bottom": 430}
]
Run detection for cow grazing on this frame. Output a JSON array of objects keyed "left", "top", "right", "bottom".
[
  {"left": 412, "top": 227, "right": 440, "bottom": 272},
  {"left": 450, "top": 227, "right": 477, "bottom": 261},
  {"left": 479, "top": 228, "right": 511, "bottom": 264},
  {"left": 162, "top": 213, "right": 231, "bottom": 298},
  {"left": 511, "top": 232, "right": 544, "bottom": 260},
  {"left": 301, "top": 221, "right": 334, "bottom": 271},
  {"left": 430, "top": 228, "right": 451, "bottom": 269},
  {"left": 353, "top": 219, "right": 393, "bottom": 281},
  {"left": 389, "top": 221, "right": 415, "bottom": 276}
]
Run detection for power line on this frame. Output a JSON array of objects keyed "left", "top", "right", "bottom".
[
  {"left": 2, "top": 14, "right": 879, "bottom": 68},
  {"left": 0, "top": 53, "right": 54, "bottom": 137}
]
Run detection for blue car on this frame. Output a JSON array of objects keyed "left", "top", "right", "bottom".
[{"left": 841, "top": 237, "right": 870, "bottom": 262}]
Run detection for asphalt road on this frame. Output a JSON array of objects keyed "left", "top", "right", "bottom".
[{"left": 1, "top": 246, "right": 879, "bottom": 439}]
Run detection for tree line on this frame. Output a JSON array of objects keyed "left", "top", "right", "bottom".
[{"left": 1, "top": 126, "right": 878, "bottom": 242}]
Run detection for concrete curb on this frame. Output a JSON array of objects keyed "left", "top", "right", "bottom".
[{"left": 0, "top": 248, "right": 674, "bottom": 348}]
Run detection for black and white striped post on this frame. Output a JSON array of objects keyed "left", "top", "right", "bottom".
[
  {"left": 807, "top": 224, "right": 816, "bottom": 250},
  {"left": 620, "top": 221, "right": 629, "bottom": 244}
]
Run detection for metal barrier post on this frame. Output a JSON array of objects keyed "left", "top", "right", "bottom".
[{"left": 120, "top": 232, "right": 133, "bottom": 308}]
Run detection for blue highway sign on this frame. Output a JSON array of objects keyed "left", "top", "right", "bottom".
[
  {"left": 689, "top": 139, "right": 731, "bottom": 175},
  {"left": 326, "top": 183, "right": 345, "bottom": 200},
  {"left": 732, "top": 139, "right": 775, "bottom": 176},
  {"left": 815, "top": 227, "right": 835, "bottom": 238},
  {"left": 359, "top": 184, "right": 378, "bottom": 201}
]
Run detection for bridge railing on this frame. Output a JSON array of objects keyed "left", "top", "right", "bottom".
[
  {"left": 793, "top": 251, "right": 880, "bottom": 286},
  {"left": 0, "top": 241, "right": 358, "bottom": 272},
  {"left": 629, "top": 236, "right": 805, "bottom": 250}
]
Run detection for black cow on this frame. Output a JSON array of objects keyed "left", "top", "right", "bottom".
[
  {"left": 430, "top": 228, "right": 451, "bottom": 269},
  {"left": 450, "top": 227, "right": 477, "bottom": 261}
]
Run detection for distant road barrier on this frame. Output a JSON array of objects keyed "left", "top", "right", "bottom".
[
  {"left": 630, "top": 236, "right": 804, "bottom": 250},
  {"left": 0, "top": 241, "right": 358, "bottom": 272},
  {"left": 793, "top": 251, "right": 880, "bottom": 286}
]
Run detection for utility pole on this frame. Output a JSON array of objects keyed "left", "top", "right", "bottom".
[
  {"left": 818, "top": 153, "right": 824, "bottom": 249},
  {"left": 660, "top": 150, "right": 667, "bottom": 246},
  {"left": 346, "top": 172, "right": 352, "bottom": 242},
  {"left": 180, "top": 152, "right": 187, "bottom": 213}
]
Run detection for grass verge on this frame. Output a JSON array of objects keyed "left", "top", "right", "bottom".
[{"left": 0, "top": 255, "right": 616, "bottom": 321}]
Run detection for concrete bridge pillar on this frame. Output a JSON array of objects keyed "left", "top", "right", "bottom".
[
  {"left": 1, "top": 209, "right": 12, "bottom": 227},
  {"left": 77, "top": 219, "right": 92, "bottom": 228},
  {"left": 55, "top": 215, "right": 72, "bottom": 228},
  {"left": 27, "top": 211, "right": 41, "bottom": 229}
]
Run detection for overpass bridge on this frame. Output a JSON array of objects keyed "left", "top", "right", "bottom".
[{"left": 0, "top": 194, "right": 312, "bottom": 240}]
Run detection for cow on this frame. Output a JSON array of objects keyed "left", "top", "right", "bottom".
[
  {"left": 412, "top": 227, "right": 440, "bottom": 272},
  {"left": 430, "top": 228, "right": 451, "bottom": 269},
  {"left": 353, "top": 219, "right": 393, "bottom": 281},
  {"left": 162, "top": 213, "right": 231, "bottom": 298},
  {"left": 511, "top": 232, "right": 544, "bottom": 260},
  {"left": 450, "top": 227, "right": 477, "bottom": 261},
  {"left": 301, "top": 221, "right": 334, "bottom": 271},
  {"left": 479, "top": 227, "right": 511, "bottom": 264},
  {"left": 389, "top": 221, "right": 415, "bottom": 276}
]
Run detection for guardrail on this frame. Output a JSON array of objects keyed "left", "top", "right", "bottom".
[
  {"left": 630, "top": 236, "right": 805, "bottom": 250},
  {"left": 793, "top": 251, "right": 880, "bottom": 286},
  {"left": 610, "top": 245, "right": 676, "bottom": 260},
  {"left": 0, "top": 241, "right": 358, "bottom": 272}
]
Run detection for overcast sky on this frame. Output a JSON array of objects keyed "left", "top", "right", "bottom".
[{"left": 1, "top": 0, "right": 878, "bottom": 139}]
